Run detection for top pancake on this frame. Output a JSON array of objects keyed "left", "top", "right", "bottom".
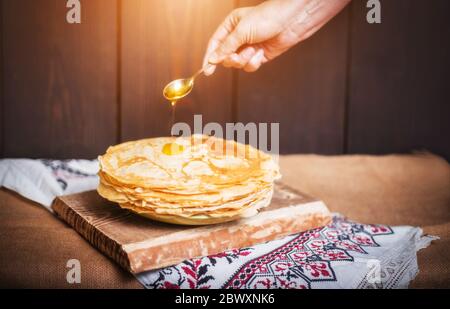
[{"left": 98, "top": 135, "right": 280, "bottom": 193}]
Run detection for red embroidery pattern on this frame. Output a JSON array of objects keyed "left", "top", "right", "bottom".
[
  {"left": 143, "top": 216, "right": 393, "bottom": 289},
  {"left": 223, "top": 218, "right": 393, "bottom": 289}
]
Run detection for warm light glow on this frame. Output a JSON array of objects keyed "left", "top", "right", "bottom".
[{"left": 172, "top": 80, "right": 183, "bottom": 91}]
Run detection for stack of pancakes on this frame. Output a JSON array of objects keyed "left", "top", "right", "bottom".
[{"left": 97, "top": 135, "right": 280, "bottom": 225}]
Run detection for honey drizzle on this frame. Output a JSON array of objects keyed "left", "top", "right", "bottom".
[{"left": 168, "top": 101, "right": 177, "bottom": 134}]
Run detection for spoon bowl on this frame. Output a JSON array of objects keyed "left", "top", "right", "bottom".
[
  {"left": 163, "top": 65, "right": 211, "bottom": 103},
  {"left": 163, "top": 78, "right": 194, "bottom": 102}
]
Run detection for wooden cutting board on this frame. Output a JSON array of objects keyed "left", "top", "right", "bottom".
[{"left": 52, "top": 183, "right": 331, "bottom": 274}]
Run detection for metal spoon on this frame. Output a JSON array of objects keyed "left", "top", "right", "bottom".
[{"left": 163, "top": 65, "right": 211, "bottom": 104}]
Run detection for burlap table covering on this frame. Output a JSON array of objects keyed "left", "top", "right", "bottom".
[{"left": 1, "top": 153, "right": 448, "bottom": 288}]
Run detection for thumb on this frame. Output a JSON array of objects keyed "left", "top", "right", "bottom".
[{"left": 208, "top": 28, "right": 245, "bottom": 64}]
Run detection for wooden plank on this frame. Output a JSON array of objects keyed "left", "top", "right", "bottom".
[
  {"left": 120, "top": 0, "right": 235, "bottom": 141},
  {"left": 236, "top": 0, "right": 349, "bottom": 154},
  {"left": 52, "top": 183, "right": 331, "bottom": 273},
  {"left": 2, "top": 0, "right": 118, "bottom": 159},
  {"left": 347, "top": 0, "right": 450, "bottom": 160}
]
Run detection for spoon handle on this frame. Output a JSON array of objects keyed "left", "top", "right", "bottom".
[{"left": 192, "top": 64, "right": 213, "bottom": 79}]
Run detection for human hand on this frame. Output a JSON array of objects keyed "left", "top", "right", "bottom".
[{"left": 202, "top": 0, "right": 350, "bottom": 75}]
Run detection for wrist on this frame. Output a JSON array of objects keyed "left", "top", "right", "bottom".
[
  {"left": 261, "top": 0, "right": 318, "bottom": 38},
  {"left": 289, "top": 0, "right": 348, "bottom": 42}
]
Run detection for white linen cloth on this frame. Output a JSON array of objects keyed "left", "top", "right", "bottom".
[
  {"left": 0, "top": 159, "right": 438, "bottom": 289},
  {"left": 0, "top": 159, "right": 99, "bottom": 210}
]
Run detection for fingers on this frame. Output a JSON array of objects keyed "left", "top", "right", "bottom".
[
  {"left": 202, "top": 6, "right": 268, "bottom": 74},
  {"left": 203, "top": 8, "right": 247, "bottom": 76},
  {"left": 208, "top": 27, "right": 244, "bottom": 64},
  {"left": 221, "top": 47, "right": 265, "bottom": 73},
  {"left": 203, "top": 39, "right": 219, "bottom": 76},
  {"left": 222, "top": 46, "right": 257, "bottom": 69},
  {"left": 243, "top": 48, "right": 265, "bottom": 72}
]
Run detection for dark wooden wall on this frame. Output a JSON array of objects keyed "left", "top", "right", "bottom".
[
  {"left": 1, "top": 0, "right": 449, "bottom": 160},
  {"left": 347, "top": 0, "right": 450, "bottom": 158},
  {"left": 1, "top": 0, "right": 118, "bottom": 158}
]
